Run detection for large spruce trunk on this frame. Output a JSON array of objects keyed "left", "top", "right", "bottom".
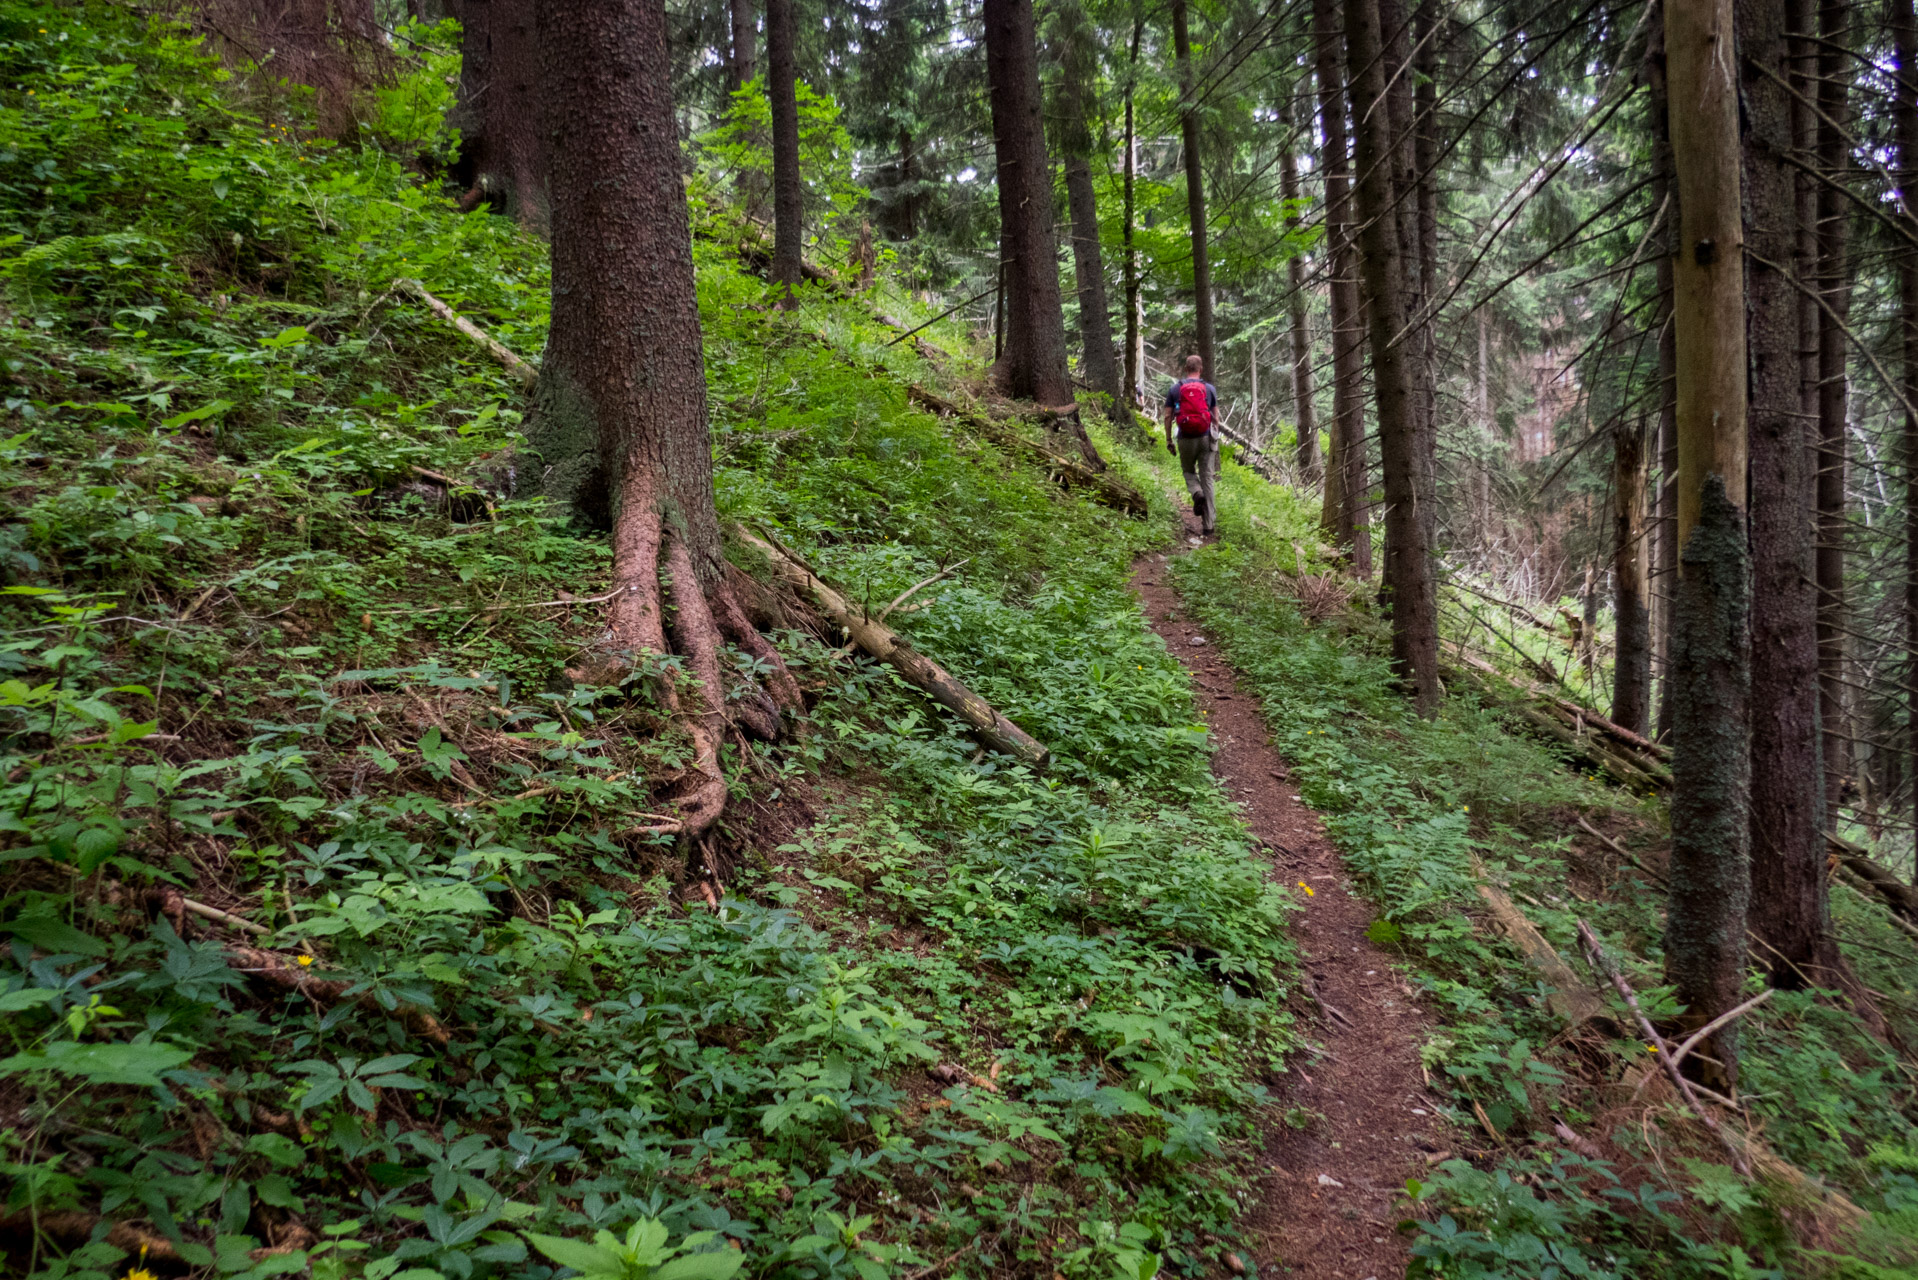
[
  {"left": 1742, "top": 0, "right": 1842, "bottom": 990},
  {"left": 1663, "top": 0, "right": 1752, "bottom": 1090},
  {"left": 1171, "top": 0, "right": 1216, "bottom": 376},
  {"left": 1649, "top": 6, "right": 1679, "bottom": 741},
  {"left": 1055, "top": 12, "right": 1127, "bottom": 416},
  {"left": 766, "top": 0, "right": 804, "bottom": 306},
  {"left": 532, "top": 0, "right": 800, "bottom": 838},
  {"left": 1814, "top": 0, "right": 1852, "bottom": 807},
  {"left": 1896, "top": 0, "right": 1918, "bottom": 885},
  {"left": 1313, "top": 0, "right": 1372, "bottom": 575},
  {"left": 1346, "top": 0, "right": 1439, "bottom": 714},
  {"left": 1123, "top": 20, "right": 1143, "bottom": 408},
  {"left": 1280, "top": 91, "right": 1320, "bottom": 481},
  {"left": 983, "top": 0, "right": 1089, "bottom": 456}
]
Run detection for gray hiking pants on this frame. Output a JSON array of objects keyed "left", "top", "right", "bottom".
[{"left": 1177, "top": 430, "right": 1219, "bottom": 533}]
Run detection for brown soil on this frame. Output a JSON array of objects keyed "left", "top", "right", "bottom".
[{"left": 1132, "top": 527, "right": 1446, "bottom": 1280}]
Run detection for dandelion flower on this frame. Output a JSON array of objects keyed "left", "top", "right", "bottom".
[
  {"left": 1297, "top": 881, "right": 1314, "bottom": 897},
  {"left": 296, "top": 954, "right": 315, "bottom": 967}
]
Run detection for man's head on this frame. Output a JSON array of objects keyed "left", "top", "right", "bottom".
[{"left": 1183, "top": 355, "right": 1204, "bottom": 377}]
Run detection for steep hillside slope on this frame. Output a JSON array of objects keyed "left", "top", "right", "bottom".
[{"left": 0, "top": 9, "right": 1300, "bottom": 1277}]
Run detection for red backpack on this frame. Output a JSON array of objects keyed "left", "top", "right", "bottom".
[{"left": 1173, "top": 379, "right": 1214, "bottom": 435}]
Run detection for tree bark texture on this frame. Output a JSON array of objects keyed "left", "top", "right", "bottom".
[
  {"left": 1740, "top": 0, "right": 1839, "bottom": 988},
  {"left": 454, "top": 0, "right": 547, "bottom": 228},
  {"left": 1280, "top": 91, "right": 1320, "bottom": 481},
  {"left": 1663, "top": 0, "right": 1751, "bottom": 1090},
  {"left": 531, "top": 0, "right": 800, "bottom": 838},
  {"left": 1411, "top": 0, "right": 1439, "bottom": 477},
  {"left": 1123, "top": 54, "right": 1141, "bottom": 406},
  {"left": 984, "top": 0, "right": 1077, "bottom": 415},
  {"left": 1895, "top": 0, "right": 1918, "bottom": 883},
  {"left": 727, "top": 0, "right": 755, "bottom": 95},
  {"left": 1055, "top": 14, "right": 1127, "bottom": 416},
  {"left": 1171, "top": 0, "right": 1216, "bottom": 378},
  {"left": 1313, "top": 0, "right": 1371, "bottom": 575},
  {"left": 1649, "top": 5, "right": 1679, "bottom": 741},
  {"left": 766, "top": 0, "right": 804, "bottom": 307},
  {"left": 1612, "top": 417, "right": 1651, "bottom": 734},
  {"left": 1347, "top": 0, "right": 1440, "bottom": 715},
  {"left": 1815, "top": 0, "right": 1852, "bottom": 802}
]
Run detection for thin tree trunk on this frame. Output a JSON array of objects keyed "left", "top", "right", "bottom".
[
  {"left": 1250, "top": 338, "right": 1260, "bottom": 444},
  {"left": 1895, "top": 0, "right": 1918, "bottom": 885},
  {"left": 534, "top": 0, "right": 798, "bottom": 840},
  {"left": 1171, "top": 0, "right": 1215, "bottom": 377},
  {"left": 1056, "top": 10, "right": 1127, "bottom": 416},
  {"left": 1347, "top": 0, "right": 1439, "bottom": 715},
  {"left": 1313, "top": 0, "right": 1370, "bottom": 575},
  {"left": 1412, "top": 0, "right": 1439, "bottom": 481},
  {"left": 1650, "top": 0, "right": 1679, "bottom": 743},
  {"left": 727, "top": 0, "right": 755, "bottom": 94},
  {"left": 1815, "top": 0, "right": 1852, "bottom": 811},
  {"left": 1613, "top": 417, "right": 1651, "bottom": 734},
  {"left": 766, "top": 0, "right": 803, "bottom": 307},
  {"left": 1663, "top": 0, "right": 1751, "bottom": 1091},
  {"left": 1281, "top": 90, "right": 1320, "bottom": 480}
]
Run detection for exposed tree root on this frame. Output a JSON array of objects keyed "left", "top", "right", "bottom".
[{"left": 576, "top": 507, "right": 803, "bottom": 842}]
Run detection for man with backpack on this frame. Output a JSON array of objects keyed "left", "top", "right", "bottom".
[{"left": 1163, "top": 354, "right": 1220, "bottom": 535}]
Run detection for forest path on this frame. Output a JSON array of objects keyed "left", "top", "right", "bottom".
[{"left": 1132, "top": 523, "right": 1442, "bottom": 1280}]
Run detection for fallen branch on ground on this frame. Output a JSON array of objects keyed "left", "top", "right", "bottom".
[
  {"left": 1575, "top": 919, "right": 1749, "bottom": 1175},
  {"left": 738, "top": 527, "right": 1050, "bottom": 768},
  {"left": 396, "top": 279, "right": 538, "bottom": 389},
  {"left": 228, "top": 943, "right": 452, "bottom": 1047}
]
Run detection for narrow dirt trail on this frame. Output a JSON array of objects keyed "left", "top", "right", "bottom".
[{"left": 1132, "top": 528, "right": 1445, "bottom": 1280}]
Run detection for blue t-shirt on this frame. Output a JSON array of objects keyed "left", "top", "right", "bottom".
[{"left": 1164, "top": 378, "right": 1218, "bottom": 412}]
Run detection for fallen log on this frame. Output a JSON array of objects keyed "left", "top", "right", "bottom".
[
  {"left": 737, "top": 527, "right": 1050, "bottom": 767},
  {"left": 1448, "top": 642, "right": 1670, "bottom": 770},
  {"left": 1471, "top": 864, "right": 1605, "bottom": 1025},
  {"left": 1827, "top": 832, "right": 1918, "bottom": 927},
  {"left": 906, "top": 384, "right": 1146, "bottom": 517},
  {"left": 1212, "top": 421, "right": 1291, "bottom": 488},
  {"left": 1449, "top": 663, "right": 1668, "bottom": 792},
  {"left": 395, "top": 278, "right": 538, "bottom": 389},
  {"left": 227, "top": 944, "right": 452, "bottom": 1046}
]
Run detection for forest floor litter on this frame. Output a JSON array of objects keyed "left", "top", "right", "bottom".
[{"left": 1133, "top": 517, "right": 1442, "bottom": 1280}]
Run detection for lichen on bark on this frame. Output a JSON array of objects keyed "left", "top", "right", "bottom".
[{"left": 1664, "top": 474, "right": 1752, "bottom": 1090}]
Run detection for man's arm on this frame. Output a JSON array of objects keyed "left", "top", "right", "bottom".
[{"left": 1163, "top": 404, "right": 1176, "bottom": 454}]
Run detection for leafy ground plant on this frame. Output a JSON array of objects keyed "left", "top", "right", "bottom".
[{"left": 0, "top": 6, "right": 1300, "bottom": 1278}]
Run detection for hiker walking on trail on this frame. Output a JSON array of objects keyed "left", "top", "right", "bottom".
[{"left": 1163, "top": 354, "right": 1219, "bottom": 535}]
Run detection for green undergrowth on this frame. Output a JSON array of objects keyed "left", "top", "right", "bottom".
[
  {"left": 0, "top": 8, "right": 1305, "bottom": 1279},
  {"left": 1164, "top": 503, "right": 1918, "bottom": 1275}
]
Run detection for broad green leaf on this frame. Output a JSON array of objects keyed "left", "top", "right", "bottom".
[
  {"left": 656, "top": 1251, "right": 747, "bottom": 1280},
  {"left": 522, "top": 1232, "right": 623, "bottom": 1276},
  {"left": 4, "top": 914, "right": 106, "bottom": 957},
  {"left": 0, "top": 1039, "right": 192, "bottom": 1086},
  {"left": 0, "top": 987, "right": 59, "bottom": 1012}
]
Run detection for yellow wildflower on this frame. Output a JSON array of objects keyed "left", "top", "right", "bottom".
[
  {"left": 296, "top": 954, "right": 315, "bottom": 967},
  {"left": 1297, "top": 881, "right": 1314, "bottom": 897}
]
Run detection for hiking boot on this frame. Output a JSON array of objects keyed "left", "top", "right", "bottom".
[{"left": 1192, "top": 493, "right": 1204, "bottom": 518}]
